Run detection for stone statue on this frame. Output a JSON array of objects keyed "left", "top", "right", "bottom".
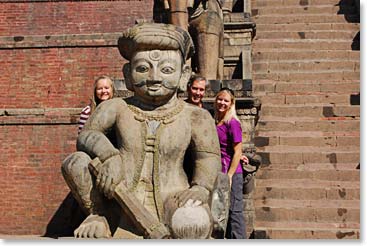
[
  {"left": 61, "top": 23, "right": 228, "bottom": 239},
  {"left": 154, "top": 0, "right": 224, "bottom": 80}
]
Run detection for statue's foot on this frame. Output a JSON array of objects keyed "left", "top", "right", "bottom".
[{"left": 74, "top": 214, "right": 111, "bottom": 238}]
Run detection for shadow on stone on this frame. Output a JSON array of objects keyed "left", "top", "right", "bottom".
[
  {"left": 350, "top": 93, "right": 360, "bottom": 105},
  {"left": 351, "top": 31, "right": 360, "bottom": 50},
  {"left": 43, "top": 192, "right": 86, "bottom": 238},
  {"left": 322, "top": 106, "right": 335, "bottom": 117},
  {"left": 250, "top": 229, "right": 270, "bottom": 239},
  {"left": 337, "top": 0, "right": 360, "bottom": 23}
]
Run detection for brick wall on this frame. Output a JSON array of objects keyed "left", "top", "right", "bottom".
[
  {"left": 0, "top": 124, "right": 76, "bottom": 234},
  {"left": 0, "top": 1, "right": 150, "bottom": 36},
  {"left": 0, "top": 45, "right": 124, "bottom": 108},
  {"left": 0, "top": 0, "right": 152, "bottom": 235}
]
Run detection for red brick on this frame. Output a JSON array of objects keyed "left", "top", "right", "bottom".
[
  {"left": 0, "top": 1, "right": 152, "bottom": 36},
  {"left": 0, "top": 47, "right": 125, "bottom": 109},
  {"left": 0, "top": 125, "right": 77, "bottom": 235},
  {"left": 0, "top": 1, "right": 153, "bottom": 235}
]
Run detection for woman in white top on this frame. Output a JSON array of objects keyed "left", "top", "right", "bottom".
[{"left": 78, "top": 75, "right": 115, "bottom": 133}]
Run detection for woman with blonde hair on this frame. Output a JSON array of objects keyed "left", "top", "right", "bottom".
[
  {"left": 214, "top": 87, "right": 247, "bottom": 239},
  {"left": 78, "top": 75, "right": 115, "bottom": 133}
]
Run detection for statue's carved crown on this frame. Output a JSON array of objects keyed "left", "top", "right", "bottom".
[{"left": 118, "top": 23, "right": 194, "bottom": 61}]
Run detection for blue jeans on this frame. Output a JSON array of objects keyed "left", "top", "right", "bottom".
[{"left": 225, "top": 173, "right": 246, "bottom": 239}]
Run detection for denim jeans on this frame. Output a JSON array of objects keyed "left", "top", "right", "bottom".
[{"left": 225, "top": 173, "right": 246, "bottom": 239}]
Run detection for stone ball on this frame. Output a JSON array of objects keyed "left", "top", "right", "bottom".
[{"left": 170, "top": 205, "right": 211, "bottom": 239}]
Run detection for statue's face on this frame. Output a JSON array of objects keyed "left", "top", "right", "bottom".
[{"left": 129, "top": 49, "right": 183, "bottom": 103}]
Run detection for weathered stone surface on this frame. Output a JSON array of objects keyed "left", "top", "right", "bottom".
[
  {"left": 254, "top": 186, "right": 360, "bottom": 201},
  {"left": 255, "top": 207, "right": 360, "bottom": 223},
  {"left": 154, "top": 0, "right": 224, "bottom": 80},
  {"left": 62, "top": 23, "right": 224, "bottom": 239},
  {"left": 256, "top": 168, "right": 360, "bottom": 182},
  {"left": 256, "top": 117, "right": 359, "bottom": 132},
  {"left": 254, "top": 227, "right": 359, "bottom": 239}
]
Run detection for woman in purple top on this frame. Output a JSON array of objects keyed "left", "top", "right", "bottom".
[{"left": 214, "top": 88, "right": 247, "bottom": 239}]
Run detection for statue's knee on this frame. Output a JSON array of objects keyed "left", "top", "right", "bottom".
[
  {"left": 170, "top": 204, "right": 212, "bottom": 239},
  {"left": 190, "top": 11, "right": 222, "bottom": 34},
  {"left": 61, "top": 151, "right": 91, "bottom": 177}
]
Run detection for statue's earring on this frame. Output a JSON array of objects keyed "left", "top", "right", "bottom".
[
  {"left": 178, "top": 65, "right": 192, "bottom": 92},
  {"left": 122, "top": 63, "right": 134, "bottom": 92}
]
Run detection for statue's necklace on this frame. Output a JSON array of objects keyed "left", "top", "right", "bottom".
[{"left": 127, "top": 99, "right": 185, "bottom": 123}]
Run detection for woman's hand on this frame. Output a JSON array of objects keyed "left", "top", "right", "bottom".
[
  {"left": 240, "top": 154, "right": 249, "bottom": 164},
  {"left": 227, "top": 142, "right": 242, "bottom": 188},
  {"left": 227, "top": 172, "right": 234, "bottom": 188}
]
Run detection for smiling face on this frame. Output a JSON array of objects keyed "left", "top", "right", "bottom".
[
  {"left": 95, "top": 78, "right": 113, "bottom": 102},
  {"left": 215, "top": 90, "right": 233, "bottom": 116},
  {"left": 127, "top": 49, "right": 184, "bottom": 104},
  {"left": 188, "top": 79, "right": 206, "bottom": 107}
]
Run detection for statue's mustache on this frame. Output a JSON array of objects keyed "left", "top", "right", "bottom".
[{"left": 133, "top": 80, "right": 177, "bottom": 89}]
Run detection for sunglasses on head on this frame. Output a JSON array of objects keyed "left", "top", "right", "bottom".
[{"left": 219, "top": 87, "right": 234, "bottom": 96}]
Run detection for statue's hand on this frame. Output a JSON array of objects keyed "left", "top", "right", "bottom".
[
  {"left": 96, "top": 155, "right": 123, "bottom": 199},
  {"left": 174, "top": 188, "right": 209, "bottom": 208}
]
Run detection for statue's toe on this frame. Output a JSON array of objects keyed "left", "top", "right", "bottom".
[{"left": 74, "top": 214, "right": 111, "bottom": 238}]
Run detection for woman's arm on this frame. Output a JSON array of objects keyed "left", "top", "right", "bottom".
[
  {"left": 227, "top": 142, "right": 242, "bottom": 186},
  {"left": 78, "top": 105, "right": 91, "bottom": 134},
  {"left": 77, "top": 99, "right": 120, "bottom": 161}
]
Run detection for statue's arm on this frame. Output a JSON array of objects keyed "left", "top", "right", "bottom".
[
  {"left": 77, "top": 99, "right": 121, "bottom": 162},
  {"left": 76, "top": 99, "right": 125, "bottom": 198},
  {"left": 174, "top": 109, "right": 221, "bottom": 207},
  {"left": 190, "top": 110, "right": 221, "bottom": 195}
]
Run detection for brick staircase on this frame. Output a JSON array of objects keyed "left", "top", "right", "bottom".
[{"left": 251, "top": 0, "right": 360, "bottom": 239}]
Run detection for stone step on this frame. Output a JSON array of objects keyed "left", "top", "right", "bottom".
[
  {"left": 253, "top": 14, "right": 359, "bottom": 25},
  {"left": 253, "top": 223, "right": 359, "bottom": 239},
  {"left": 253, "top": 80, "right": 360, "bottom": 94},
  {"left": 253, "top": 60, "right": 359, "bottom": 74},
  {"left": 255, "top": 198, "right": 359, "bottom": 209},
  {"left": 256, "top": 22, "right": 360, "bottom": 32},
  {"left": 255, "top": 206, "right": 359, "bottom": 224},
  {"left": 255, "top": 133, "right": 360, "bottom": 148},
  {"left": 0, "top": 235, "right": 46, "bottom": 239},
  {"left": 255, "top": 30, "right": 358, "bottom": 40},
  {"left": 252, "top": 50, "right": 359, "bottom": 62},
  {"left": 250, "top": 0, "right": 360, "bottom": 240},
  {"left": 256, "top": 178, "right": 359, "bottom": 189},
  {"left": 254, "top": 0, "right": 356, "bottom": 7},
  {"left": 258, "top": 145, "right": 358, "bottom": 153},
  {"left": 255, "top": 168, "right": 359, "bottom": 181},
  {"left": 256, "top": 129, "right": 360, "bottom": 137},
  {"left": 261, "top": 162, "right": 360, "bottom": 171},
  {"left": 253, "top": 39, "right": 357, "bottom": 50},
  {"left": 256, "top": 151, "right": 361, "bottom": 167},
  {"left": 282, "top": 93, "right": 359, "bottom": 105},
  {"left": 255, "top": 92, "right": 359, "bottom": 105},
  {"left": 256, "top": 116, "right": 360, "bottom": 132},
  {"left": 281, "top": 162, "right": 359, "bottom": 171},
  {"left": 255, "top": 5, "right": 357, "bottom": 15},
  {"left": 253, "top": 70, "right": 359, "bottom": 82},
  {"left": 259, "top": 104, "right": 360, "bottom": 118},
  {"left": 254, "top": 182, "right": 359, "bottom": 200},
  {"left": 258, "top": 150, "right": 359, "bottom": 165}
]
